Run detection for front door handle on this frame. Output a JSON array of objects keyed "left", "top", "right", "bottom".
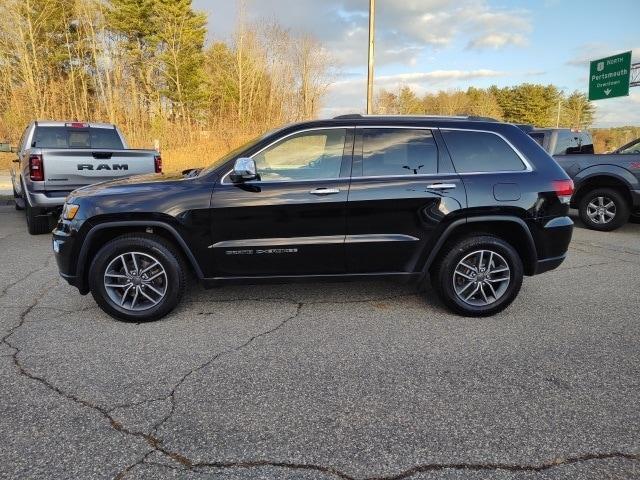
[
  {"left": 309, "top": 187, "right": 340, "bottom": 195},
  {"left": 426, "top": 183, "right": 456, "bottom": 190}
]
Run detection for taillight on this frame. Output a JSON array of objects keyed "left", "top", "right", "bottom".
[
  {"left": 154, "top": 154, "right": 162, "bottom": 173},
  {"left": 553, "top": 179, "right": 574, "bottom": 204},
  {"left": 29, "top": 154, "right": 44, "bottom": 181}
]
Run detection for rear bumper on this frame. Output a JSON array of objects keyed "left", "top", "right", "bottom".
[
  {"left": 530, "top": 215, "right": 573, "bottom": 275},
  {"left": 534, "top": 254, "right": 567, "bottom": 274},
  {"left": 25, "top": 189, "right": 70, "bottom": 209}
]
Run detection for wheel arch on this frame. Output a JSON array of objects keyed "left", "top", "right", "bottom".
[
  {"left": 75, "top": 221, "right": 204, "bottom": 294},
  {"left": 422, "top": 216, "right": 538, "bottom": 277},
  {"left": 572, "top": 168, "right": 635, "bottom": 209}
]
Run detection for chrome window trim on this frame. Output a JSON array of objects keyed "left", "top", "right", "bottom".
[
  {"left": 220, "top": 126, "right": 350, "bottom": 185},
  {"left": 439, "top": 127, "right": 534, "bottom": 173},
  {"left": 220, "top": 124, "right": 533, "bottom": 184}
]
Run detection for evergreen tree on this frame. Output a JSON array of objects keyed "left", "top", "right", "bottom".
[
  {"left": 153, "top": 0, "right": 208, "bottom": 122},
  {"left": 561, "top": 91, "right": 594, "bottom": 129}
]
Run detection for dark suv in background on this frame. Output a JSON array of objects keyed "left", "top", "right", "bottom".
[{"left": 53, "top": 115, "right": 574, "bottom": 322}]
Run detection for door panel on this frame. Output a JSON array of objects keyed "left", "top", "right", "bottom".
[
  {"left": 209, "top": 128, "right": 353, "bottom": 277},
  {"left": 346, "top": 128, "right": 466, "bottom": 273}
]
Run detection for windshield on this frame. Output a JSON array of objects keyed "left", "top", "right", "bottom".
[
  {"left": 199, "top": 134, "right": 265, "bottom": 176},
  {"left": 617, "top": 138, "right": 640, "bottom": 154}
]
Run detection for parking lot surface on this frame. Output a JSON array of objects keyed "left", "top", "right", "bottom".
[{"left": 0, "top": 204, "right": 638, "bottom": 479}]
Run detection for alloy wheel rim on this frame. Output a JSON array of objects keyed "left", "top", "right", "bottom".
[
  {"left": 104, "top": 252, "right": 167, "bottom": 311},
  {"left": 586, "top": 196, "right": 616, "bottom": 224},
  {"left": 453, "top": 249, "right": 511, "bottom": 307}
]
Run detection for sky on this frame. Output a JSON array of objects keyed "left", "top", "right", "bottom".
[{"left": 193, "top": 0, "right": 640, "bottom": 127}]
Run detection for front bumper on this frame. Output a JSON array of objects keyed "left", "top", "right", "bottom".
[{"left": 52, "top": 225, "right": 88, "bottom": 294}]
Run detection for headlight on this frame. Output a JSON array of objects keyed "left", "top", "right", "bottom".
[{"left": 61, "top": 203, "right": 80, "bottom": 220}]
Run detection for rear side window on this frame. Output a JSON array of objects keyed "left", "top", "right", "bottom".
[
  {"left": 441, "top": 130, "right": 526, "bottom": 173},
  {"left": 553, "top": 131, "right": 594, "bottom": 155},
  {"left": 33, "top": 127, "right": 123, "bottom": 149},
  {"left": 362, "top": 128, "right": 437, "bottom": 176}
]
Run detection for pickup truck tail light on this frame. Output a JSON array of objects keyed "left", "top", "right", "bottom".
[
  {"left": 553, "top": 179, "right": 574, "bottom": 204},
  {"left": 154, "top": 154, "right": 162, "bottom": 173},
  {"left": 29, "top": 154, "right": 44, "bottom": 181}
]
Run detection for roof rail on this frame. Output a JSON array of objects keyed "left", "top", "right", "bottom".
[
  {"left": 332, "top": 114, "right": 499, "bottom": 122},
  {"left": 333, "top": 114, "right": 363, "bottom": 119}
]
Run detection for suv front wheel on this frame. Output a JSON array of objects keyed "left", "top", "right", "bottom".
[
  {"left": 88, "top": 234, "right": 186, "bottom": 322},
  {"left": 431, "top": 235, "right": 523, "bottom": 317}
]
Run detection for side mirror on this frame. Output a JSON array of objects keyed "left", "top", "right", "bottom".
[{"left": 230, "top": 157, "right": 258, "bottom": 182}]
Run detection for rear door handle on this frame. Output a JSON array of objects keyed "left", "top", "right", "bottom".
[
  {"left": 309, "top": 187, "right": 340, "bottom": 195},
  {"left": 426, "top": 183, "right": 456, "bottom": 190}
]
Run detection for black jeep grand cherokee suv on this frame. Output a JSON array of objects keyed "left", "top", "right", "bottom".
[{"left": 53, "top": 115, "right": 574, "bottom": 321}]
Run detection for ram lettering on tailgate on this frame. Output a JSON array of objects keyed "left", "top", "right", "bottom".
[{"left": 77, "top": 164, "right": 128, "bottom": 171}]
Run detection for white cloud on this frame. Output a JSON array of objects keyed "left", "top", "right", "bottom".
[
  {"left": 464, "top": 7, "right": 532, "bottom": 50},
  {"left": 467, "top": 33, "right": 528, "bottom": 50},
  {"left": 321, "top": 69, "right": 508, "bottom": 117},
  {"left": 196, "top": 0, "right": 533, "bottom": 68},
  {"left": 593, "top": 91, "right": 640, "bottom": 127}
]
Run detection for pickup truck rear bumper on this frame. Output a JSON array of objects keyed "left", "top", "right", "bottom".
[{"left": 25, "top": 189, "right": 70, "bottom": 209}]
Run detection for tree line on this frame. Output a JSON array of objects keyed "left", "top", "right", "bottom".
[
  {"left": 0, "top": 0, "right": 333, "bottom": 152},
  {"left": 375, "top": 84, "right": 595, "bottom": 129}
]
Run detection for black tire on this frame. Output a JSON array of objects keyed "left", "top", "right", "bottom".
[
  {"left": 88, "top": 234, "right": 187, "bottom": 322},
  {"left": 13, "top": 186, "right": 24, "bottom": 211},
  {"left": 25, "top": 202, "right": 51, "bottom": 235},
  {"left": 430, "top": 235, "right": 524, "bottom": 317},
  {"left": 630, "top": 211, "right": 640, "bottom": 224},
  {"left": 578, "top": 188, "right": 629, "bottom": 231}
]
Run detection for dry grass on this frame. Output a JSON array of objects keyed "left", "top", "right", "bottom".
[
  {"left": 160, "top": 141, "right": 229, "bottom": 173},
  {"left": 0, "top": 152, "right": 14, "bottom": 171}
]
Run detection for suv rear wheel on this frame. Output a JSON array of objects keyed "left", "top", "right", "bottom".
[
  {"left": 431, "top": 235, "right": 523, "bottom": 317},
  {"left": 88, "top": 234, "right": 186, "bottom": 322},
  {"left": 578, "top": 188, "right": 629, "bottom": 231}
]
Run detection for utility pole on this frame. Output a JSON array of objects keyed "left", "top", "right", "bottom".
[
  {"left": 366, "top": 0, "right": 375, "bottom": 114},
  {"left": 556, "top": 98, "right": 561, "bottom": 128}
]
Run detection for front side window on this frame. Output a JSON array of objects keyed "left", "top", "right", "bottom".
[
  {"left": 362, "top": 128, "right": 438, "bottom": 176},
  {"left": 442, "top": 130, "right": 526, "bottom": 173},
  {"left": 253, "top": 129, "right": 346, "bottom": 181}
]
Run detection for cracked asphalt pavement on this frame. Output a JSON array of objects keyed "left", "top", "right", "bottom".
[{"left": 0, "top": 204, "right": 638, "bottom": 479}]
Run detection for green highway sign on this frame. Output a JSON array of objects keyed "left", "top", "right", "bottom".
[{"left": 588, "top": 51, "right": 631, "bottom": 100}]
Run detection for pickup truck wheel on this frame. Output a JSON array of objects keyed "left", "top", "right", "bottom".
[
  {"left": 25, "top": 202, "right": 51, "bottom": 235},
  {"left": 578, "top": 188, "right": 629, "bottom": 231},
  {"left": 88, "top": 235, "right": 186, "bottom": 322},
  {"left": 431, "top": 235, "right": 523, "bottom": 317}
]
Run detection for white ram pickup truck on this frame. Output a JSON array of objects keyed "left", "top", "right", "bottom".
[{"left": 10, "top": 121, "right": 161, "bottom": 234}]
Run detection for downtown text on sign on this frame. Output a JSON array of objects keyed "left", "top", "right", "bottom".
[{"left": 588, "top": 51, "right": 631, "bottom": 100}]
